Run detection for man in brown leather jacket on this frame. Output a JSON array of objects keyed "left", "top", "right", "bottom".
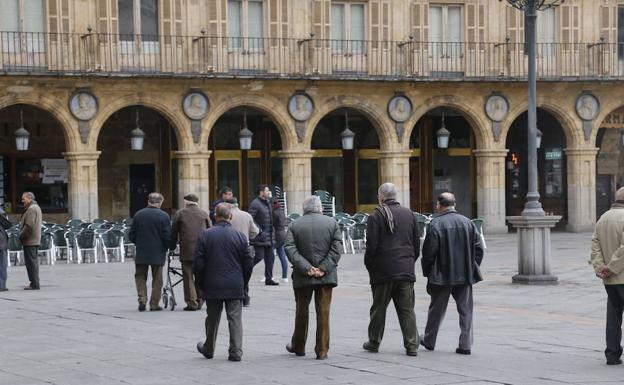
[{"left": 19, "top": 192, "right": 42, "bottom": 290}]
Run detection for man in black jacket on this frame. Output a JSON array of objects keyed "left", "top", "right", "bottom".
[
  {"left": 421, "top": 192, "right": 484, "bottom": 355},
  {"left": 0, "top": 206, "right": 11, "bottom": 291},
  {"left": 248, "top": 184, "right": 279, "bottom": 286},
  {"left": 128, "top": 193, "right": 171, "bottom": 312},
  {"left": 363, "top": 183, "right": 420, "bottom": 356},
  {"left": 194, "top": 203, "right": 253, "bottom": 362}
]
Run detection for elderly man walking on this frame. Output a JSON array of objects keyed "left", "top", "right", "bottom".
[
  {"left": 591, "top": 187, "right": 624, "bottom": 366},
  {"left": 194, "top": 203, "right": 253, "bottom": 362},
  {"left": 19, "top": 192, "right": 42, "bottom": 290},
  {"left": 363, "top": 183, "right": 420, "bottom": 356},
  {"left": 129, "top": 193, "right": 172, "bottom": 312},
  {"left": 171, "top": 194, "right": 211, "bottom": 311},
  {"left": 284, "top": 196, "right": 342, "bottom": 360},
  {"left": 421, "top": 192, "right": 484, "bottom": 355}
]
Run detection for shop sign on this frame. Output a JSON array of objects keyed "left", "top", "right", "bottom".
[
  {"left": 545, "top": 149, "right": 563, "bottom": 160},
  {"left": 41, "top": 158, "right": 68, "bottom": 184}
]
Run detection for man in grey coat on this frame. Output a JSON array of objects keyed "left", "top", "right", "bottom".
[
  {"left": 129, "top": 193, "right": 172, "bottom": 312},
  {"left": 19, "top": 192, "right": 42, "bottom": 290},
  {"left": 284, "top": 195, "right": 342, "bottom": 360},
  {"left": 170, "top": 194, "right": 211, "bottom": 311},
  {"left": 421, "top": 192, "right": 484, "bottom": 355}
]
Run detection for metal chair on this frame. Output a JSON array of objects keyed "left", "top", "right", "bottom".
[
  {"left": 471, "top": 218, "right": 487, "bottom": 249},
  {"left": 7, "top": 232, "right": 23, "bottom": 266},
  {"left": 75, "top": 230, "right": 99, "bottom": 263},
  {"left": 99, "top": 230, "right": 125, "bottom": 263},
  {"left": 286, "top": 213, "right": 301, "bottom": 225},
  {"left": 271, "top": 185, "right": 288, "bottom": 217},
  {"left": 64, "top": 231, "right": 80, "bottom": 263},
  {"left": 67, "top": 219, "right": 85, "bottom": 228},
  {"left": 414, "top": 212, "right": 432, "bottom": 242},
  {"left": 337, "top": 217, "right": 356, "bottom": 254},
  {"left": 38, "top": 232, "right": 55, "bottom": 265},
  {"left": 314, "top": 190, "right": 336, "bottom": 217},
  {"left": 123, "top": 229, "right": 136, "bottom": 259},
  {"left": 349, "top": 222, "right": 367, "bottom": 252},
  {"left": 51, "top": 229, "right": 71, "bottom": 262}
]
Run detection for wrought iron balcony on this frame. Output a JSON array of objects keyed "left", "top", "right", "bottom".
[{"left": 1, "top": 31, "right": 623, "bottom": 81}]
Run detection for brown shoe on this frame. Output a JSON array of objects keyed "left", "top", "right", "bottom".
[
  {"left": 316, "top": 354, "right": 328, "bottom": 360},
  {"left": 286, "top": 344, "right": 305, "bottom": 357}
]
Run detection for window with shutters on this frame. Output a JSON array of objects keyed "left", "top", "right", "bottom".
[
  {"left": 537, "top": 7, "right": 556, "bottom": 56},
  {"left": 118, "top": 0, "right": 158, "bottom": 42},
  {"left": 228, "top": 0, "right": 264, "bottom": 50},
  {"left": 331, "top": 2, "right": 365, "bottom": 54},
  {"left": 429, "top": 4, "right": 462, "bottom": 57},
  {"left": 0, "top": 0, "right": 45, "bottom": 53},
  {"left": 619, "top": 7, "right": 624, "bottom": 62}
]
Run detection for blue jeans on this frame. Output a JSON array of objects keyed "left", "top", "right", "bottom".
[
  {"left": 276, "top": 244, "right": 288, "bottom": 279},
  {"left": 0, "top": 249, "right": 7, "bottom": 289}
]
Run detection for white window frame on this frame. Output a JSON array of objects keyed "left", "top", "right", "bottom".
[
  {"left": 331, "top": 2, "right": 366, "bottom": 54},
  {"left": 0, "top": 0, "right": 45, "bottom": 53},
  {"left": 429, "top": 4, "right": 463, "bottom": 57},
  {"left": 228, "top": 0, "right": 265, "bottom": 52},
  {"left": 119, "top": 0, "right": 159, "bottom": 54}
]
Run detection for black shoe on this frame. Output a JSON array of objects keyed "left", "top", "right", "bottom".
[
  {"left": 183, "top": 306, "right": 198, "bottom": 311},
  {"left": 363, "top": 341, "right": 379, "bottom": 353},
  {"left": 406, "top": 350, "right": 418, "bottom": 356},
  {"left": 607, "top": 358, "right": 622, "bottom": 365},
  {"left": 316, "top": 354, "right": 328, "bottom": 360},
  {"left": 138, "top": 303, "right": 146, "bottom": 312},
  {"left": 196, "top": 342, "right": 213, "bottom": 359},
  {"left": 265, "top": 279, "right": 279, "bottom": 286},
  {"left": 419, "top": 336, "right": 434, "bottom": 351},
  {"left": 24, "top": 285, "right": 40, "bottom": 290},
  {"left": 150, "top": 306, "right": 163, "bottom": 311},
  {"left": 0, "top": 288, "right": 8, "bottom": 292},
  {"left": 286, "top": 344, "right": 305, "bottom": 357},
  {"left": 228, "top": 355, "right": 242, "bottom": 362},
  {"left": 243, "top": 296, "right": 250, "bottom": 307},
  {"left": 455, "top": 348, "right": 471, "bottom": 355}
]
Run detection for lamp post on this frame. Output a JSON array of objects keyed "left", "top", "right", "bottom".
[
  {"left": 238, "top": 108, "right": 253, "bottom": 150},
  {"left": 504, "top": 0, "right": 564, "bottom": 285},
  {"left": 130, "top": 108, "right": 146, "bottom": 151},
  {"left": 341, "top": 110, "right": 355, "bottom": 150},
  {"left": 14, "top": 108, "right": 30, "bottom": 151}
]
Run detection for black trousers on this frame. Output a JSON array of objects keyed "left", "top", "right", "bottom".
[
  {"left": 23, "top": 246, "right": 40, "bottom": 289},
  {"left": 423, "top": 284, "right": 473, "bottom": 351},
  {"left": 253, "top": 246, "right": 275, "bottom": 281},
  {"left": 605, "top": 285, "right": 624, "bottom": 361}
]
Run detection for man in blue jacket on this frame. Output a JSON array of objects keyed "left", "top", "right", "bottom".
[{"left": 194, "top": 203, "right": 253, "bottom": 362}]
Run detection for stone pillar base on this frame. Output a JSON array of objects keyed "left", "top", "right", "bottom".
[{"left": 507, "top": 215, "right": 562, "bottom": 286}]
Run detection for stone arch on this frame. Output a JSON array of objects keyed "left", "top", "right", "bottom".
[
  {"left": 402, "top": 95, "right": 491, "bottom": 150},
  {"left": 501, "top": 100, "right": 582, "bottom": 148},
  {"left": 0, "top": 94, "right": 78, "bottom": 151},
  {"left": 200, "top": 94, "right": 297, "bottom": 150},
  {"left": 591, "top": 99, "right": 624, "bottom": 146},
  {"left": 304, "top": 96, "right": 394, "bottom": 150},
  {"left": 90, "top": 94, "right": 191, "bottom": 151}
]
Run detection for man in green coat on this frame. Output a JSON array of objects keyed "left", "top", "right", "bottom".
[{"left": 284, "top": 195, "right": 342, "bottom": 360}]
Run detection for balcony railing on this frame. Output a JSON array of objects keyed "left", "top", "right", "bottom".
[{"left": 2, "top": 31, "right": 624, "bottom": 81}]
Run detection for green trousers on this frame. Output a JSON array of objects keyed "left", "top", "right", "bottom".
[{"left": 367, "top": 280, "right": 418, "bottom": 352}]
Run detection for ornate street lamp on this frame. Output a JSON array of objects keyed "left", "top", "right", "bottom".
[
  {"left": 238, "top": 108, "right": 253, "bottom": 150},
  {"left": 340, "top": 110, "right": 355, "bottom": 150},
  {"left": 130, "top": 108, "right": 146, "bottom": 151},
  {"left": 14, "top": 108, "right": 30, "bottom": 151},
  {"left": 536, "top": 128, "right": 543, "bottom": 149},
  {"left": 436, "top": 112, "right": 451, "bottom": 149}
]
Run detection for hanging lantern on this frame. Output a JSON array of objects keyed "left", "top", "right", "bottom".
[
  {"left": 436, "top": 112, "right": 451, "bottom": 149},
  {"left": 14, "top": 108, "right": 30, "bottom": 151},
  {"left": 536, "top": 128, "right": 543, "bottom": 149},
  {"left": 341, "top": 110, "right": 355, "bottom": 150},
  {"left": 130, "top": 108, "right": 146, "bottom": 151},
  {"left": 238, "top": 108, "right": 253, "bottom": 150}
]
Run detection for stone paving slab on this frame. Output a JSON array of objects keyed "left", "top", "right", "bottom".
[{"left": 0, "top": 231, "right": 621, "bottom": 385}]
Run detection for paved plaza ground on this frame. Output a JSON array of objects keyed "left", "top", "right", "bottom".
[{"left": 0, "top": 231, "right": 622, "bottom": 385}]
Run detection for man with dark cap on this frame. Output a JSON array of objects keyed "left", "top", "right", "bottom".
[
  {"left": 421, "top": 192, "right": 484, "bottom": 355},
  {"left": 171, "top": 193, "right": 212, "bottom": 311}
]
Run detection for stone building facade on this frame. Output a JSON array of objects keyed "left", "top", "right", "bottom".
[{"left": 1, "top": 0, "right": 623, "bottom": 233}]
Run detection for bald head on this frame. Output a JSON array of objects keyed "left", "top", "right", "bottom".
[
  {"left": 436, "top": 192, "right": 456, "bottom": 213},
  {"left": 616, "top": 187, "right": 624, "bottom": 202}
]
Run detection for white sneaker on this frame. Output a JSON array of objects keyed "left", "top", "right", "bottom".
[{"left": 281, "top": 277, "right": 289, "bottom": 283}]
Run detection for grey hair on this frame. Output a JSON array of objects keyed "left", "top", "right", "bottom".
[
  {"left": 215, "top": 202, "right": 232, "bottom": 220},
  {"left": 302, "top": 195, "right": 322, "bottom": 214},
  {"left": 22, "top": 191, "right": 35, "bottom": 201},
  {"left": 148, "top": 192, "right": 164, "bottom": 205},
  {"left": 377, "top": 183, "right": 397, "bottom": 201},
  {"left": 616, "top": 187, "right": 624, "bottom": 201}
]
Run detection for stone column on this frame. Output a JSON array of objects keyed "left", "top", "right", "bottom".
[
  {"left": 474, "top": 149, "right": 509, "bottom": 234},
  {"left": 63, "top": 151, "right": 100, "bottom": 221},
  {"left": 175, "top": 151, "right": 211, "bottom": 212},
  {"left": 378, "top": 150, "right": 411, "bottom": 207},
  {"left": 280, "top": 150, "right": 313, "bottom": 215},
  {"left": 565, "top": 148, "right": 598, "bottom": 232}
]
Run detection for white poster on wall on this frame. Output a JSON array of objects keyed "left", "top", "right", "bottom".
[{"left": 41, "top": 158, "right": 68, "bottom": 184}]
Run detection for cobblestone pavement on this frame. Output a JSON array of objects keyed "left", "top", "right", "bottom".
[{"left": 0, "top": 231, "right": 621, "bottom": 385}]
